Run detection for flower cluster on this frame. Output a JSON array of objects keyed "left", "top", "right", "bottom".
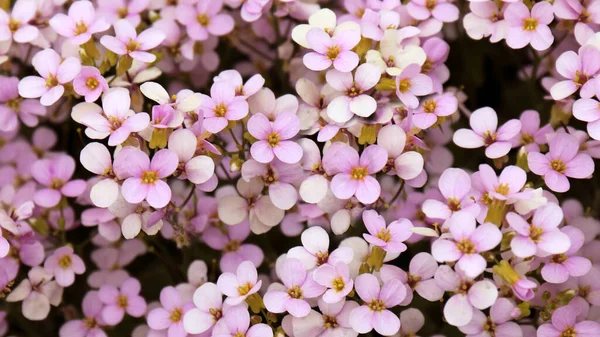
[{"left": 0, "top": 0, "right": 599, "bottom": 336}]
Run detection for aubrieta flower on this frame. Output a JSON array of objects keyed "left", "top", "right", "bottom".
[
  {"left": 72, "top": 66, "right": 109, "bottom": 103},
  {"left": 248, "top": 112, "right": 303, "bottom": 164},
  {"left": 551, "top": 45, "right": 600, "bottom": 100},
  {"left": 212, "top": 305, "right": 273, "bottom": 337},
  {"left": 528, "top": 133, "right": 595, "bottom": 193},
  {"left": 453, "top": 106, "right": 521, "bottom": 159},
  {"left": 349, "top": 273, "right": 406, "bottom": 336},
  {"left": 202, "top": 221, "right": 265, "bottom": 272},
  {"left": 44, "top": 246, "right": 86, "bottom": 287},
  {"left": 326, "top": 63, "right": 381, "bottom": 123},
  {"left": 413, "top": 93, "right": 458, "bottom": 129},
  {"left": 97, "top": 0, "right": 149, "bottom": 26},
  {"left": 31, "top": 154, "right": 87, "bottom": 208},
  {"left": 380, "top": 253, "right": 444, "bottom": 303},
  {"left": 183, "top": 282, "right": 223, "bottom": 334},
  {"left": 98, "top": 277, "right": 147, "bottom": 326},
  {"left": 422, "top": 168, "right": 480, "bottom": 221},
  {"left": 432, "top": 211, "right": 501, "bottom": 278},
  {"left": 176, "top": 0, "right": 235, "bottom": 41},
  {"left": 6, "top": 266, "right": 63, "bottom": 321},
  {"left": 291, "top": 298, "right": 358, "bottom": 337},
  {"left": 537, "top": 304, "right": 600, "bottom": 337},
  {"left": 407, "top": 0, "right": 459, "bottom": 24},
  {"left": 168, "top": 129, "right": 215, "bottom": 184},
  {"left": 504, "top": 1, "right": 554, "bottom": 51},
  {"left": 540, "top": 226, "right": 591, "bottom": 284},
  {"left": 100, "top": 19, "right": 165, "bottom": 63},
  {"left": 147, "top": 286, "right": 193, "bottom": 337},
  {"left": 313, "top": 262, "right": 354, "bottom": 303},
  {"left": 362, "top": 209, "right": 414, "bottom": 254},
  {"left": 49, "top": 0, "right": 110, "bottom": 45},
  {"left": 287, "top": 226, "right": 353, "bottom": 270},
  {"left": 395, "top": 63, "right": 434, "bottom": 109},
  {"left": 303, "top": 28, "right": 361, "bottom": 72},
  {"left": 511, "top": 109, "right": 553, "bottom": 152},
  {"left": 216, "top": 260, "right": 262, "bottom": 305},
  {"left": 201, "top": 81, "right": 249, "bottom": 133},
  {"left": 0, "top": 0, "right": 39, "bottom": 46},
  {"left": 18, "top": 49, "right": 82, "bottom": 106}
]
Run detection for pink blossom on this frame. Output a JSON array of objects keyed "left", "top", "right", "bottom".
[
  {"left": 216, "top": 260, "right": 262, "bottom": 305},
  {"left": 431, "top": 211, "right": 501, "bottom": 278},
  {"left": 147, "top": 286, "right": 194, "bottom": 337},
  {"left": 380, "top": 253, "right": 444, "bottom": 303},
  {"left": 241, "top": 159, "right": 302, "bottom": 211},
  {"left": 541, "top": 226, "right": 591, "bottom": 283},
  {"left": 97, "top": 0, "right": 149, "bottom": 26},
  {"left": 287, "top": 226, "right": 353, "bottom": 270},
  {"left": 263, "top": 258, "right": 325, "bottom": 317},
  {"left": 377, "top": 124, "right": 424, "bottom": 180},
  {"left": 202, "top": 221, "right": 264, "bottom": 273},
  {"left": 212, "top": 305, "right": 273, "bottom": 337},
  {"left": 72, "top": 88, "right": 150, "bottom": 146},
  {"left": 0, "top": 75, "right": 45, "bottom": 131},
  {"left": 349, "top": 274, "right": 405, "bottom": 336},
  {"left": 463, "top": 1, "right": 507, "bottom": 43},
  {"left": 120, "top": 148, "right": 178, "bottom": 209},
  {"left": 325, "top": 63, "right": 381, "bottom": 123},
  {"left": 73, "top": 66, "right": 109, "bottom": 103},
  {"left": 100, "top": 19, "right": 165, "bottom": 63},
  {"left": 537, "top": 305, "right": 600, "bottom": 337},
  {"left": 506, "top": 202, "right": 571, "bottom": 258},
  {"left": 18, "top": 49, "right": 82, "bottom": 106},
  {"left": 150, "top": 104, "right": 183, "bottom": 129},
  {"left": 59, "top": 291, "right": 107, "bottom": 337},
  {"left": 551, "top": 46, "right": 600, "bottom": 100},
  {"left": 422, "top": 168, "right": 480, "bottom": 221},
  {"left": 49, "top": 0, "right": 110, "bottom": 45},
  {"left": 504, "top": 1, "right": 554, "bottom": 51},
  {"left": 214, "top": 70, "right": 265, "bottom": 98},
  {"left": 31, "top": 154, "right": 87, "bottom": 208},
  {"left": 528, "top": 133, "right": 595, "bottom": 193},
  {"left": 6, "top": 266, "right": 63, "bottom": 321},
  {"left": 201, "top": 82, "right": 249, "bottom": 133},
  {"left": 98, "top": 277, "right": 147, "bottom": 326},
  {"left": 183, "top": 282, "right": 223, "bottom": 334},
  {"left": 407, "top": 0, "right": 459, "bottom": 23},
  {"left": 477, "top": 164, "right": 531, "bottom": 203},
  {"left": 313, "top": 263, "right": 353, "bottom": 303},
  {"left": 413, "top": 93, "right": 457, "bottom": 129},
  {"left": 362, "top": 209, "right": 413, "bottom": 254},
  {"left": 573, "top": 97, "right": 600, "bottom": 140},
  {"left": 511, "top": 109, "right": 553, "bottom": 152},
  {"left": 395, "top": 63, "right": 433, "bottom": 109},
  {"left": 360, "top": 9, "right": 400, "bottom": 41},
  {"left": 226, "top": 0, "right": 270, "bottom": 22},
  {"left": 434, "top": 265, "right": 498, "bottom": 327},
  {"left": 44, "top": 246, "right": 85, "bottom": 287},
  {"left": 0, "top": 0, "right": 39, "bottom": 45},
  {"left": 291, "top": 298, "right": 358, "bottom": 337},
  {"left": 326, "top": 144, "right": 387, "bottom": 205},
  {"left": 175, "top": 0, "right": 234, "bottom": 41},
  {"left": 458, "top": 298, "right": 522, "bottom": 337},
  {"left": 168, "top": 129, "right": 215, "bottom": 184},
  {"left": 303, "top": 28, "right": 360, "bottom": 72},
  {"left": 453, "top": 107, "right": 521, "bottom": 159},
  {"left": 248, "top": 112, "right": 302, "bottom": 164}
]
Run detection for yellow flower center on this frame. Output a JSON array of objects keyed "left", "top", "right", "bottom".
[
  {"left": 45, "top": 74, "right": 59, "bottom": 88},
  {"left": 426, "top": 0, "right": 437, "bottom": 11},
  {"left": 346, "top": 85, "right": 362, "bottom": 97},
  {"left": 326, "top": 46, "right": 341, "bottom": 61},
  {"left": 5, "top": 98, "right": 20, "bottom": 111},
  {"left": 315, "top": 251, "right": 329, "bottom": 266},
  {"left": 550, "top": 159, "right": 566, "bottom": 174},
  {"left": 170, "top": 308, "right": 182, "bottom": 322},
  {"left": 237, "top": 283, "right": 252, "bottom": 296},
  {"left": 58, "top": 255, "right": 72, "bottom": 269},
  {"left": 447, "top": 198, "right": 462, "bottom": 211},
  {"left": 423, "top": 99, "right": 437, "bottom": 113},
  {"left": 86, "top": 77, "right": 99, "bottom": 90},
  {"left": 141, "top": 171, "right": 159, "bottom": 184},
  {"left": 376, "top": 228, "right": 391, "bottom": 242},
  {"left": 8, "top": 19, "right": 20, "bottom": 33},
  {"left": 483, "top": 131, "right": 497, "bottom": 146},
  {"left": 117, "top": 295, "right": 128, "bottom": 309},
  {"left": 368, "top": 299, "right": 386, "bottom": 312},
  {"left": 529, "top": 225, "right": 544, "bottom": 242},
  {"left": 523, "top": 18, "right": 538, "bottom": 31},
  {"left": 495, "top": 183, "right": 510, "bottom": 196},
  {"left": 75, "top": 21, "right": 88, "bottom": 35},
  {"left": 323, "top": 314, "right": 339, "bottom": 328},
  {"left": 421, "top": 58, "right": 433, "bottom": 74},
  {"left": 332, "top": 277, "right": 345, "bottom": 292},
  {"left": 125, "top": 39, "right": 140, "bottom": 53},
  {"left": 50, "top": 178, "right": 65, "bottom": 189},
  {"left": 288, "top": 285, "right": 303, "bottom": 299},
  {"left": 197, "top": 14, "right": 210, "bottom": 27},
  {"left": 407, "top": 273, "right": 421, "bottom": 288},
  {"left": 267, "top": 132, "right": 280, "bottom": 147},
  {"left": 209, "top": 308, "right": 222, "bottom": 320},
  {"left": 224, "top": 240, "right": 240, "bottom": 252},
  {"left": 214, "top": 102, "right": 227, "bottom": 117},
  {"left": 456, "top": 238, "right": 477, "bottom": 254},
  {"left": 521, "top": 132, "right": 534, "bottom": 145},
  {"left": 551, "top": 254, "right": 568, "bottom": 264},
  {"left": 117, "top": 7, "right": 129, "bottom": 18},
  {"left": 398, "top": 79, "right": 412, "bottom": 93},
  {"left": 561, "top": 327, "right": 576, "bottom": 337},
  {"left": 483, "top": 317, "right": 497, "bottom": 333},
  {"left": 350, "top": 167, "right": 368, "bottom": 180},
  {"left": 83, "top": 317, "right": 98, "bottom": 329}
]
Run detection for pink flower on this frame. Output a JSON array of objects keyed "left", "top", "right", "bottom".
[
  {"left": 183, "top": 282, "right": 223, "bottom": 334},
  {"left": 528, "top": 133, "right": 595, "bottom": 193},
  {"left": 551, "top": 46, "right": 600, "bottom": 100},
  {"left": 313, "top": 263, "right": 354, "bottom": 303},
  {"left": 407, "top": 0, "right": 459, "bottom": 23},
  {"left": 360, "top": 9, "right": 400, "bottom": 41},
  {"left": 212, "top": 305, "right": 273, "bottom": 337},
  {"left": 506, "top": 202, "right": 571, "bottom": 258},
  {"left": 59, "top": 291, "right": 106, "bottom": 337},
  {"left": 504, "top": 1, "right": 554, "bottom": 51},
  {"left": 217, "top": 261, "right": 262, "bottom": 305},
  {"left": 201, "top": 82, "right": 249, "bottom": 133},
  {"left": 248, "top": 112, "right": 302, "bottom": 164},
  {"left": 476, "top": 164, "right": 531, "bottom": 203},
  {"left": 100, "top": 19, "right": 165, "bottom": 63},
  {"left": 541, "top": 226, "right": 591, "bottom": 283},
  {"left": 120, "top": 148, "right": 178, "bottom": 209},
  {"left": 147, "top": 286, "right": 193, "bottom": 337},
  {"left": 214, "top": 70, "right": 265, "bottom": 98},
  {"left": 263, "top": 258, "right": 325, "bottom": 317},
  {"left": 291, "top": 298, "right": 358, "bottom": 337},
  {"left": 18, "top": 49, "right": 82, "bottom": 106},
  {"left": 31, "top": 154, "right": 87, "bottom": 208},
  {"left": 434, "top": 265, "right": 498, "bottom": 327},
  {"left": 349, "top": 274, "right": 406, "bottom": 336},
  {"left": 422, "top": 168, "right": 480, "bottom": 221},
  {"left": 49, "top": 0, "right": 110, "bottom": 45},
  {"left": 573, "top": 97, "right": 600, "bottom": 140},
  {"left": 413, "top": 93, "right": 458, "bottom": 129},
  {"left": 202, "top": 221, "right": 264, "bottom": 273},
  {"left": 168, "top": 129, "right": 215, "bottom": 184},
  {"left": 395, "top": 63, "right": 433, "bottom": 109},
  {"left": 458, "top": 298, "right": 522, "bottom": 337},
  {"left": 537, "top": 305, "right": 600, "bottom": 337},
  {"left": 287, "top": 226, "right": 353, "bottom": 270},
  {"left": 463, "top": 1, "right": 507, "bottom": 43},
  {"left": 326, "top": 144, "right": 387, "bottom": 204},
  {"left": 241, "top": 159, "right": 302, "bottom": 211},
  {"left": 98, "top": 277, "right": 147, "bottom": 326},
  {"left": 303, "top": 28, "right": 360, "bottom": 72},
  {"left": 72, "top": 88, "right": 150, "bottom": 146},
  {"left": 44, "top": 246, "right": 85, "bottom": 287},
  {"left": 325, "top": 63, "right": 381, "bottom": 123},
  {"left": 377, "top": 124, "right": 424, "bottom": 180},
  {"left": 362, "top": 209, "right": 413, "bottom": 254},
  {"left": 380, "top": 253, "right": 444, "bottom": 303},
  {"left": 97, "top": 0, "right": 149, "bottom": 26},
  {"left": 73, "top": 66, "right": 109, "bottom": 103},
  {"left": 0, "top": 75, "right": 45, "bottom": 131},
  {"left": 431, "top": 211, "right": 501, "bottom": 278},
  {"left": 512, "top": 109, "right": 553, "bottom": 152},
  {"left": 0, "top": 0, "right": 39, "bottom": 45},
  {"left": 226, "top": 0, "right": 270, "bottom": 22},
  {"left": 6, "top": 266, "right": 63, "bottom": 321},
  {"left": 453, "top": 107, "right": 521, "bottom": 159},
  {"left": 175, "top": 0, "right": 234, "bottom": 41}
]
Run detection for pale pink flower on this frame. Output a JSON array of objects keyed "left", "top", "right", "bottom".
[
  {"left": 98, "top": 0, "right": 149, "bottom": 26},
  {"left": 407, "top": 0, "right": 459, "bottom": 23},
  {"left": 287, "top": 226, "right": 353, "bottom": 270},
  {"left": 463, "top": 1, "right": 507, "bottom": 43},
  {"left": 217, "top": 261, "right": 262, "bottom": 305},
  {"left": 183, "top": 282, "right": 223, "bottom": 335},
  {"left": 511, "top": 109, "right": 553, "bottom": 152},
  {"left": 573, "top": 97, "right": 600, "bottom": 140},
  {"left": 362, "top": 209, "right": 413, "bottom": 254},
  {"left": 377, "top": 124, "right": 424, "bottom": 180},
  {"left": 313, "top": 263, "right": 354, "bottom": 303},
  {"left": 213, "top": 70, "right": 265, "bottom": 98},
  {"left": 73, "top": 66, "right": 109, "bottom": 103},
  {"left": 98, "top": 277, "right": 147, "bottom": 326},
  {"left": 349, "top": 274, "right": 406, "bottom": 336},
  {"left": 248, "top": 112, "right": 302, "bottom": 164},
  {"left": 431, "top": 211, "right": 501, "bottom": 278},
  {"left": 49, "top": 0, "right": 110, "bottom": 45},
  {"left": 168, "top": 129, "right": 215, "bottom": 184},
  {"left": 226, "top": 0, "right": 270, "bottom": 22},
  {"left": 325, "top": 63, "right": 381, "bottom": 123},
  {"left": 422, "top": 168, "right": 480, "bottom": 221},
  {"left": 44, "top": 246, "right": 85, "bottom": 287},
  {"left": 31, "top": 154, "right": 87, "bottom": 208},
  {"left": 541, "top": 226, "right": 592, "bottom": 283},
  {"left": 0, "top": 0, "right": 39, "bottom": 45},
  {"left": 551, "top": 46, "right": 600, "bottom": 100},
  {"left": 147, "top": 286, "right": 193, "bottom": 337},
  {"left": 100, "top": 19, "right": 165, "bottom": 63},
  {"left": 360, "top": 9, "right": 400, "bottom": 41},
  {"left": 453, "top": 107, "right": 521, "bottom": 159},
  {"left": 0, "top": 75, "right": 45, "bottom": 131},
  {"left": 504, "top": 1, "right": 554, "bottom": 51},
  {"left": 202, "top": 221, "right": 264, "bottom": 273},
  {"left": 380, "top": 253, "right": 444, "bottom": 303},
  {"left": 537, "top": 305, "right": 600, "bottom": 337},
  {"left": 120, "top": 149, "right": 178, "bottom": 209},
  {"left": 303, "top": 28, "right": 360, "bottom": 72},
  {"left": 18, "top": 49, "right": 81, "bottom": 106},
  {"left": 458, "top": 298, "right": 522, "bottom": 337},
  {"left": 395, "top": 63, "right": 433, "bottom": 109},
  {"left": 506, "top": 202, "right": 571, "bottom": 258},
  {"left": 59, "top": 291, "right": 106, "bottom": 337},
  {"left": 476, "top": 164, "right": 531, "bottom": 203},
  {"left": 212, "top": 305, "right": 273, "bottom": 337},
  {"left": 241, "top": 159, "right": 303, "bottom": 211},
  {"left": 201, "top": 82, "right": 249, "bottom": 133},
  {"left": 175, "top": 0, "right": 234, "bottom": 41},
  {"left": 291, "top": 298, "right": 358, "bottom": 337},
  {"left": 528, "top": 133, "right": 595, "bottom": 193},
  {"left": 413, "top": 93, "right": 458, "bottom": 129},
  {"left": 6, "top": 266, "right": 63, "bottom": 321}
]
